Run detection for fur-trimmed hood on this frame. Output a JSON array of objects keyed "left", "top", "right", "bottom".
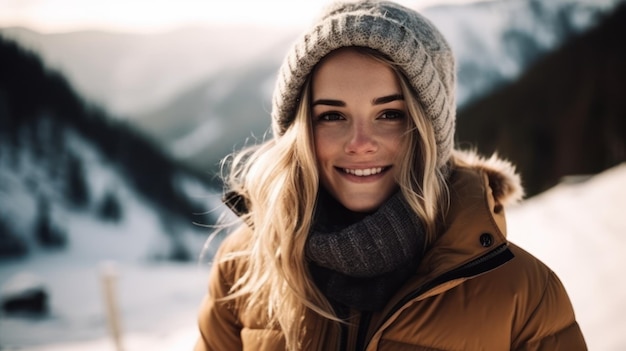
[
  {"left": 451, "top": 149, "right": 525, "bottom": 207},
  {"left": 411, "top": 148, "right": 524, "bottom": 301}
]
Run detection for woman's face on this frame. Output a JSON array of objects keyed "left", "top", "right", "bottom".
[{"left": 311, "top": 48, "right": 409, "bottom": 213}]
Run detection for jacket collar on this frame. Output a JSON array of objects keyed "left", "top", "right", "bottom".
[
  {"left": 363, "top": 151, "right": 524, "bottom": 345},
  {"left": 341, "top": 152, "right": 518, "bottom": 313},
  {"left": 418, "top": 150, "right": 523, "bottom": 284}
]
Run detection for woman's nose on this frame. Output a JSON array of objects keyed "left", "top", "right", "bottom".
[{"left": 345, "top": 122, "right": 377, "bottom": 154}]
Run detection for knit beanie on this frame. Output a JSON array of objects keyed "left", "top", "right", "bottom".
[{"left": 271, "top": 0, "right": 456, "bottom": 167}]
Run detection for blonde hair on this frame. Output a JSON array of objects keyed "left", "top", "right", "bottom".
[{"left": 214, "top": 48, "right": 450, "bottom": 350}]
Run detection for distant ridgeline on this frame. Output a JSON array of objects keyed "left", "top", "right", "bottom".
[
  {"left": 0, "top": 36, "right": 219, "bottom": 259},
  {"left": 457, "top": 3, "right": 626, "bottom": 197}
]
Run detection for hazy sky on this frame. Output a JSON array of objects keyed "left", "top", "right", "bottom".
[{"left": 0, "top": 0, "right": 479, "bottom": 33}]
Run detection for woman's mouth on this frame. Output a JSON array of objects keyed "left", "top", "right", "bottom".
[{"left": 341, "top": 166, "right": 389, "bottom": 177}]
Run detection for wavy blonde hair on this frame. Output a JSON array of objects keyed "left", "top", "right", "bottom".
[{"left": 215, "top": 47, "right": 450, "bottom": 350}]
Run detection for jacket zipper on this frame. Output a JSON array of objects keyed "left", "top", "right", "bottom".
[
  {"left": 355, "top": 311, "right": 372, "bottom": 351},
  {"left": 363, "top": 243, "right": 514, "bottom": 349},
  {"left": 337, "top": 308, "right": 372, "bottom": 351}
]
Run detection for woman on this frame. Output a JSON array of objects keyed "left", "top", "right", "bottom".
[{"left": 195, "top": 1, "right": 587, "bottom": 350}]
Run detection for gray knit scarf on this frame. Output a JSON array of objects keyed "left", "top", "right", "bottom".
[{"left": 306, "top": 190, "right": 426, "bottom": 311}]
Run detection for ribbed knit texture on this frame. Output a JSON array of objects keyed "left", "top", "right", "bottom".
[
  {"left": 271, "top": 0, "right": 456, "bottom": 167},
  {"left": 306, "top": 191, "right": 425, "bottom": 277},
  {"left": 306, "top": 190, "right": 426, "bottom": 310}
]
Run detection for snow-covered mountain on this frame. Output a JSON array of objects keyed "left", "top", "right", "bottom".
[
  {"left": 0, "top": 34, "right": 226, "bottom": 349},
  {"left": 425, "top": 0, "right": 619, "bottom": 104},
  {"left": 0, "top": 26, "right": 294, "bottom": 118},
  {"left": 0, "top": 36, "right": 221, "bottom": 263},
  {"left": 456, "top": 1, "right": 626, "bottom": 196}
]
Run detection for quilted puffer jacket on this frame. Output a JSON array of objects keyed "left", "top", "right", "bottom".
[{"left": 195, "top": 151, "right": 587, "bottom": 350}]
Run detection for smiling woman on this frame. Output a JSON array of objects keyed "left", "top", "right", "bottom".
[{"left": 193, "top": 1, "right": 586, "bottom": 350}]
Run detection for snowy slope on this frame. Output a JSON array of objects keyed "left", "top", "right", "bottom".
[
  {"left": 507, "top": 163, "right": 626, "bottom": 351},
  {"left": 0, "top": 127, "right": 225, "bottom": 348}
]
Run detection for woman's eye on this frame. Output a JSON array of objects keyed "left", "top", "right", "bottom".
[
  {"left": 379, "top": 110, "right": 406, "bottom": 120},
  {"left": 318, "top": 113, "right": 344, "bottom": 121}
]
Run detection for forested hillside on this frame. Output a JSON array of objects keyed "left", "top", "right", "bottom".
[
  {"left": 0, "top": 36, "right": 218, "bottom": 260},
  {"left": 457, "top": 3, "right": 626, "bottom": 196}
]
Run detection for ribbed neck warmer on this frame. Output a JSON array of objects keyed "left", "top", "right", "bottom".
[{"left": 306, "top": 190, "right": 426, "bottom": 311}]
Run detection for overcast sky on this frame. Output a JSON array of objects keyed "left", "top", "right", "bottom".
[{"left": 0, "top": 0, "right": 479, "bottom": 33}]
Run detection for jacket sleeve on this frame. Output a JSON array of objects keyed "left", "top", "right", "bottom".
[
  {"left": 512, "top": 269, "right": 587, "bottom": 351},
  {"left": 194, "top": 238, "right": 243, "bottom": 351}
]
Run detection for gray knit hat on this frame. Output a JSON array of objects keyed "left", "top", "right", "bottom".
[{"left": 271, "top": 0, "right": 456, "bottom": 167}]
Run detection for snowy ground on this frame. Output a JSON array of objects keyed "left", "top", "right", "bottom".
[
  {"left": 507, "top": 163, "right": 626, "bottom": 351},
  {"left": 0, "top": 195, "right": 217, "bottom": 351},
  {"left": 0, "top": 260, "right": 208, "bottom": 351},
  {"left": 1, "top": 163, "right": 624, "bottom": 351}
]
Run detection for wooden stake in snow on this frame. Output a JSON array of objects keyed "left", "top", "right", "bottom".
[{"left": 100, "top": 261, "right": 124, "bottom": 351}]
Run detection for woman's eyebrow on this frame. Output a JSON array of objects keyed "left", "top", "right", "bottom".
[
  {"left": 311, "top": 99, "right": 345, "bottom": 107},
  {"left": 312, "top": 94, "right": 404, "bottom": 107},
  {"left": 373, "top": 94, "right": 404, "bottom": 105}
]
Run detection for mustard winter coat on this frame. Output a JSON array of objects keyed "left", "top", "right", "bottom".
[{"left": 195, "top": 152, "right": 587, "bottom": 350}]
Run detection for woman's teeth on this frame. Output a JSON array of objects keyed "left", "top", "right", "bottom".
[{"left": 343, "top": 167, "right": 384, "bottom": 176}]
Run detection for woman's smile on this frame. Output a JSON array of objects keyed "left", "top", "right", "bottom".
[{"left": 340, "top": 166, "right": 387, "bottom": 177}]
